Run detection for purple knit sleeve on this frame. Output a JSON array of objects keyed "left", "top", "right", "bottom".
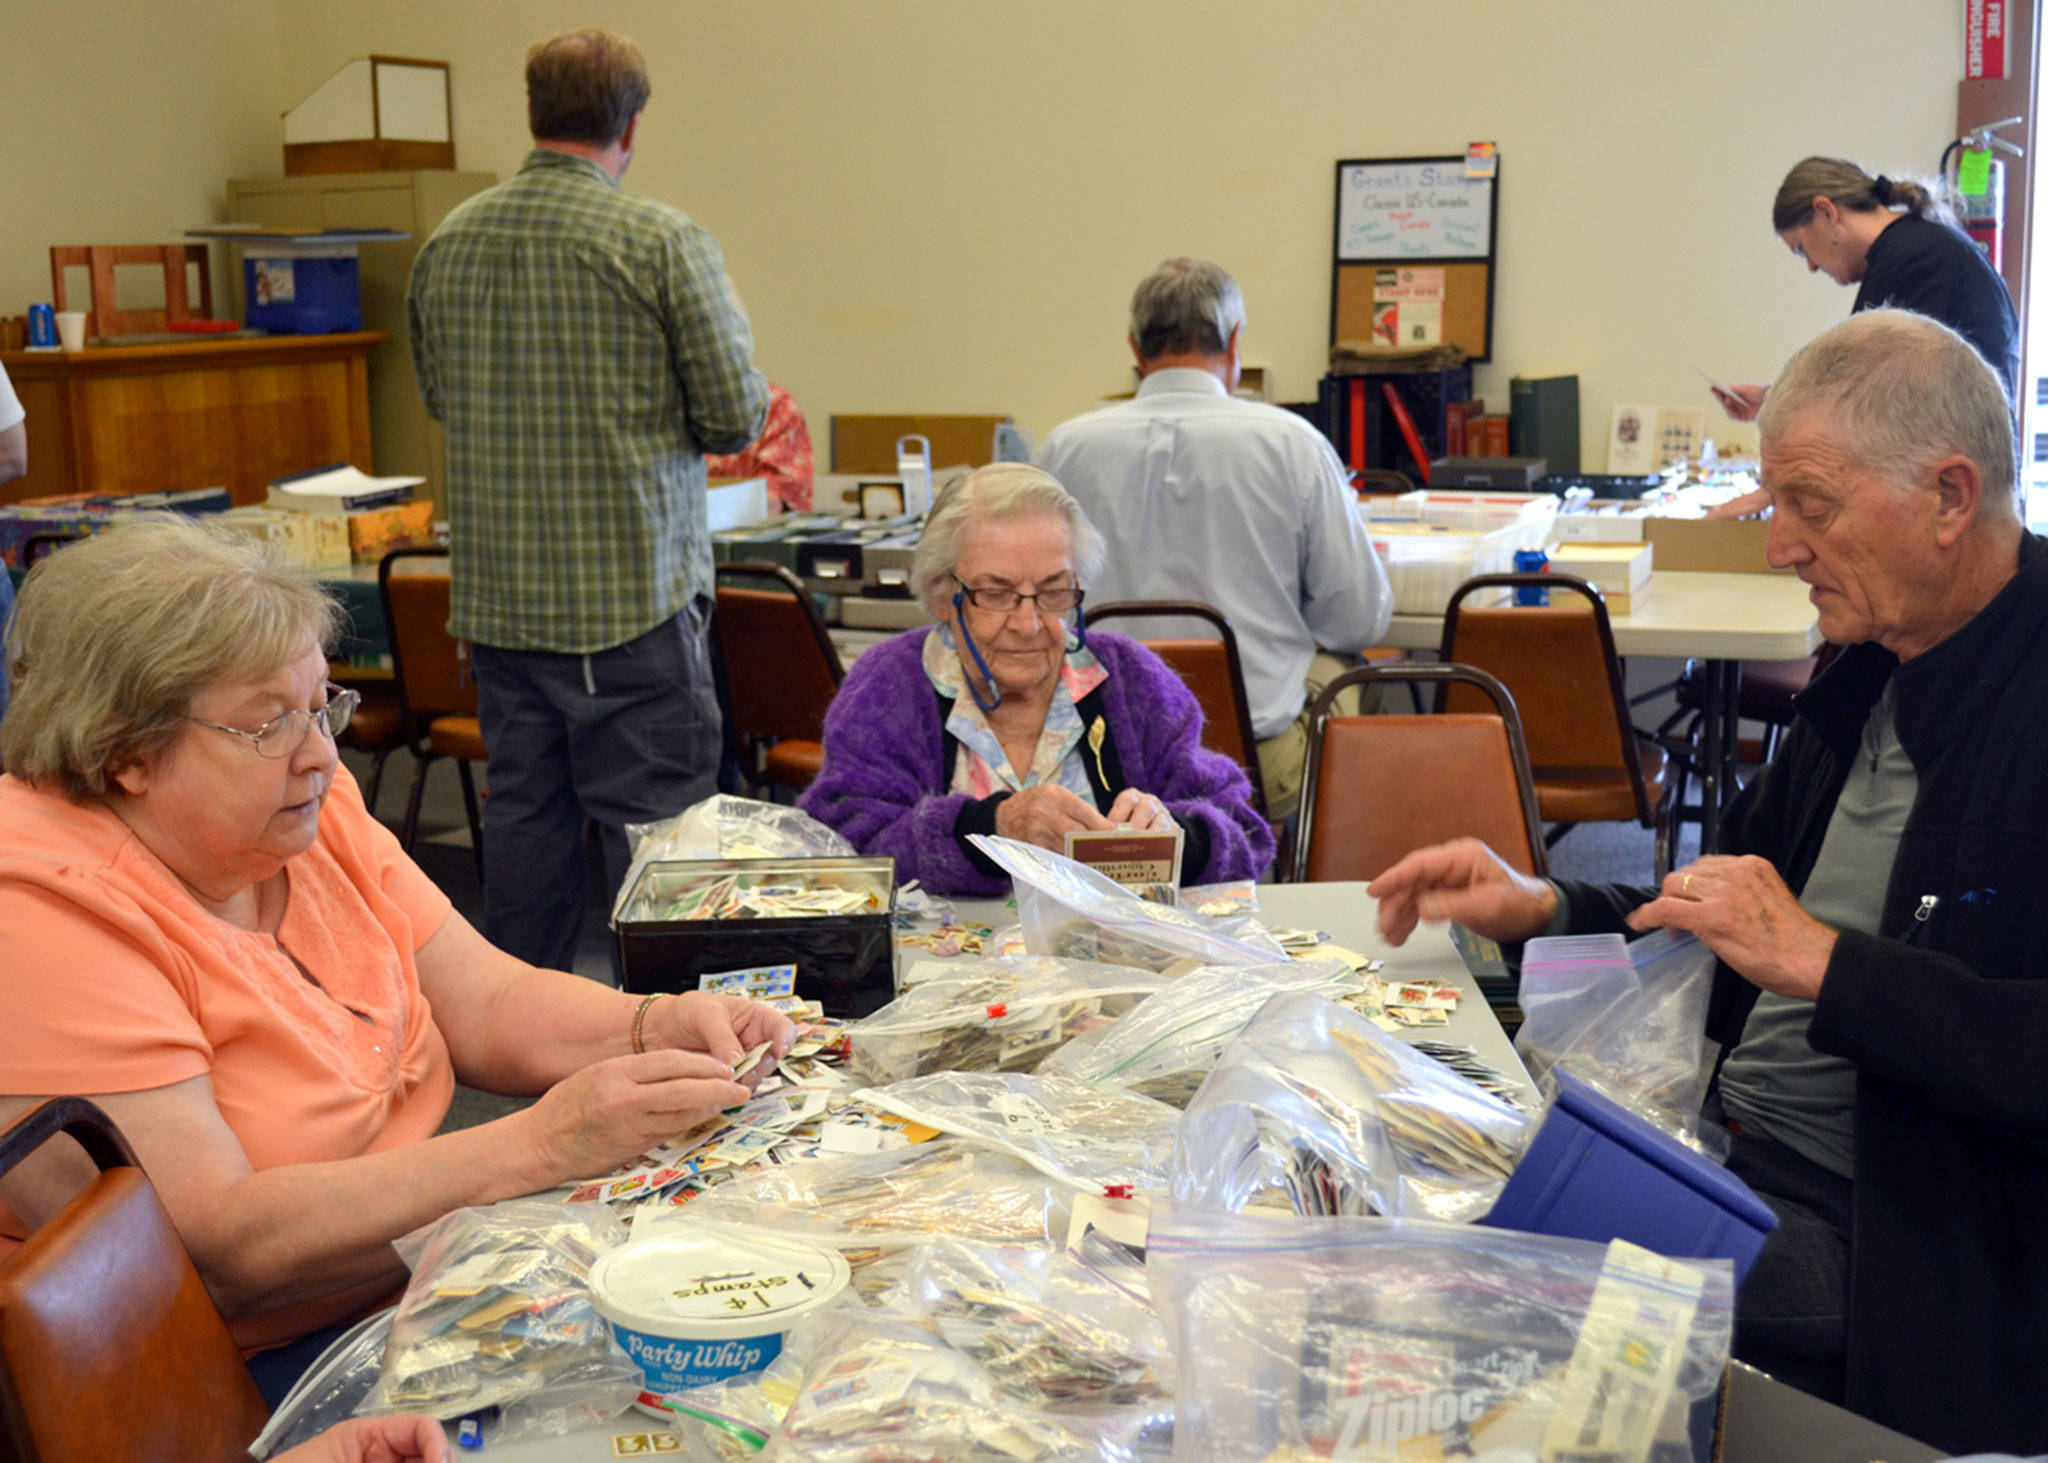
[
  {"left": 1094, "top": 635, "right": 1276, "bottom": 882},
  {"left": 797, "top": 632, "right": 1013, "bottom": 897}
]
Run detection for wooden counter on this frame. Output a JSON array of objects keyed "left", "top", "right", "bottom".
[{"left": 0, "top": 332, "right": 384, "bottom": 506}]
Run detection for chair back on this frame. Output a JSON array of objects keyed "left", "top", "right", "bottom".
[
  {"left": 0, "top": 1098, "right": 269, "bottom": 1463},
  {"left": 379, "top": 548, "right": 476, "bottom": 731},
  {"left": 1295, "top": 662, "right": 1546, "bottom": 883},
  {"left": 1439, "top": 573, "right": 1651, "bottom": 815},
  {"left": 715, "top": 561, "right": 844, "bottom": 745},
  {"left": 1085, "top": 600, "right": 1267, "bottom": 819}
]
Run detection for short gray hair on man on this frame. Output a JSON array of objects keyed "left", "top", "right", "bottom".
[
  {"left": 909, "top": 463, "right": 1108, "bottom": 619},
  {"left": 1759, "top": 309, "right": 2018, "bottom": 519},
  {"left": 3, "top": 515, "right": 342, "bottom": 803},
  {"left": 1129, "top": 258, "right": 1247, "bottom": 361}
]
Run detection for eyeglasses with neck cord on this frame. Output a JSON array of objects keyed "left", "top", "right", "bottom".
[
  {"left": 188, "top": 684, "right": 360, "bottom": 759},
  {"left": 950, "top": 574, "right": 1085, "bottom": 615}
]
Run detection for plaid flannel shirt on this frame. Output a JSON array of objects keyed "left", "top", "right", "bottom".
[{"left": 409, "top": 150, "right": 768, "bottom": 651}]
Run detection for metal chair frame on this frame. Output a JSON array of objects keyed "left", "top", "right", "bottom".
[
  {"left": 378, "top": 547, "right": 485, "bottom": 878},
  {"left": 1293, "top": 661, "right": 1548, "bottom": 882},
  {"left": 713, "top": 560, "right": 844, "bottom": 796},
  {"left": 1083, "top": 599, "right": 1269, "bottom": 821},
  {"left": 1440, "top": 571, "right": 1676, "bottom": 874}
]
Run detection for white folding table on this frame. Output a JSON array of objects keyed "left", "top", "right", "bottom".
[{"left": 1378, "top": 571, "right": 1823, "bottom": 851}]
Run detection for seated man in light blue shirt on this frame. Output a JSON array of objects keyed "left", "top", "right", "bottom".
[{"left": 1038, "top": 258, "right": 1392, "bottom": 819}]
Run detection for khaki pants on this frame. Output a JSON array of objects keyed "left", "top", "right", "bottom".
[{"left": 1257, "top": 651, "right": 1382, "bottom": 822}]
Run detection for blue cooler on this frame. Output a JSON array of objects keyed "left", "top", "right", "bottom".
[
  {"left": 243, "top": 246, "right": 362, "bottom": 334},
  {"left": 1483, "top": 1071, "right": 1777, "bottom": 1282}
]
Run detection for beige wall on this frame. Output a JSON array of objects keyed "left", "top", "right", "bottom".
[
  {"left": 40, "top": 0, "right": 1963, "bottom": 472},
  {"left": 0, "top": 1, "right": 283, "bottom": 330}
]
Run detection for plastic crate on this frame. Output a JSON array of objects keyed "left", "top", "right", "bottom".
[
  {"left": 1319, "top": 366, "right": 1473, "bottom": 475},
  {"left": 1377, "top": 489, "right": 1559, "bottom": 550},
  {"left": 1366, "top": 521, "right": 1519, "bottom": 616},
  {"left": 244, "top": 247, "right": 362, "bottom": 334},
  {"left": 1483, "top": 1071, "right": 1778, "bottom": 1282}
]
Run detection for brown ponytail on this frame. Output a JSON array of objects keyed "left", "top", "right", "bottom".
[{"left": 1772, "top": 156, "right": 1959, "bottom": 231}]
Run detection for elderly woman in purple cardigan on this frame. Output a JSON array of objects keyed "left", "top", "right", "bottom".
[{"left": 799, "top": 464, "right": 1274, "bottom": 896}]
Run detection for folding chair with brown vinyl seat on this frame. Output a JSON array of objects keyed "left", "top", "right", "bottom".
[
  {"left": 713, "top": 561, "right": 844, "bottom": 795},
  {"left": 1084, "top": 600, "right": 1269, "bottom": 820},
  {"left": 1293, "top": 661, "right": 1547, "bottom": 884},
  {"left": 329, "top": 670, "right": 407, "bottom": 819},
  {"left": 1439, "top": 572, "right": 1679, "bottom": 879},
  {"left": 0, "top": 1097, "right": 271, "bottom": 1463},
  {"left": 379, "top": 548, "right": 487, "bottom": 877}
]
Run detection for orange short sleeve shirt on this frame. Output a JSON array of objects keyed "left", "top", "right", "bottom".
[{"left": 0, "top": 765, "right": 457, "bottom": 1184}]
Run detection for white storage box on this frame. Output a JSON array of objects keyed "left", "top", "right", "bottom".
[
  {"left": 1551, "top": 507, "right": 1649, "bottom": 544},
  {"left": 1376, "top": 489, "right": 1559, "bottom": 550},
  {"left": 1369, "top": 522, "right": 1520, "bottom": 616}
]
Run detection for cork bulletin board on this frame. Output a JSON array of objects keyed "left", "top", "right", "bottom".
[{"left": 1330, "top": 156, "right": 1499, "bottom": 361}]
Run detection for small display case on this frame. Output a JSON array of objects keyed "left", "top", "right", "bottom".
[{"left": 614, "top": 856, "right": 897, "bottom": 1016}]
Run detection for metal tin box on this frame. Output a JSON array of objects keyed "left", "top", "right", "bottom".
[{"left": 614, "top": 856, "right": 898, "bottom": 1016}]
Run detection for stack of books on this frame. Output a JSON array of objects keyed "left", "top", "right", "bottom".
[{"left": 262, "top": 463, "right": 437, "bottom": 565}]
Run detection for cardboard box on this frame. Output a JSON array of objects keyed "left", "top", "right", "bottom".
[
  {"left": 1549, "top": 541, "right": 1652, "bottom": 597},
  {"left": 344, "top": 499, "right": 436, "bottom": 563},
  {"left": 1644, "top": 517, "right": 1780, "bottom": 574},
  {"left": 214, "top": 507, "right": 351, "bottom": 571}
]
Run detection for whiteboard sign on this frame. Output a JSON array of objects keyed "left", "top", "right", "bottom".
[{"left": 1337, "top": 158, "right": 1495, "bottom": 260}]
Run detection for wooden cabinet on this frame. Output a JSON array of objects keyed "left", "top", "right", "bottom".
[
  {"left": 226, "top": 170, "right": 495, "bottom": 509},
  {"left": 1, "top": 334, "right": 383, "bottom": 506}
]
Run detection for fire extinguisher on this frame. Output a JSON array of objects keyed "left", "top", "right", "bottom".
[{"left": 1943, "top": 117, "right": 2024, "bottom": 271}]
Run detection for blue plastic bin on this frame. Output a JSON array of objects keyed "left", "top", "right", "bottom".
[
  {"left": 1483, "top": 1071, "right": 1778, "bottom": 1282},
  {"left": 243, "top": 250, "right": 361, "bottom": 334}
]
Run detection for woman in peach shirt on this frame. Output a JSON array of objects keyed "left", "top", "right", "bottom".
[{"left": 0, "top": 516, "right": 792, "bottom": 1402}]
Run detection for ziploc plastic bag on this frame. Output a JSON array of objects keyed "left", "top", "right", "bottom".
[
  {"left": 761, "top": 1309, "right": 1120, "bottom": 1462},
  {"left": 1170, "top": 990, "right": 1533, "bottom": 1222},
  {"left": 672, "top": 1137, "right": 1074, "bottom": 1255},
  {"left": 1518, "top": 929, "right": 1723, "bottom": 1157},
  {"left": 967, "top": 833, "right": 1286, "bottom": 970},
  {"left": 1042, "top": 958, "right": 1363, "bottom": 1107},
  {"left": 357, "top": 1200, "right": 640, "bottom": 1440},
  {"left": 894, "top": 1238, "right": 1174, "bottom": 1416},
  {"left": 845, "top": 957, "right": 1165, "bottom": 1085},
  {"left": 1147, "top": 1202, "right": 1734, "bottom": 1463},
  {"left": 249, "top": 1308, "right": 393, "bottom": 1459},
  {"left": 850, "top": 1070, "right": 1183, "bottom": 1194},
  {"left": 615, "top": 795, "right": 856, "bottom": 924}
]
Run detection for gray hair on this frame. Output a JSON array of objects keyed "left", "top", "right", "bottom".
[
  {"left": 1759, "top": 309, "right": 2017, "bottom": 519},
  {"left": 3, "top": 515, "right": 342, "bottom": 802},
  {"left": 909, "top": 464, "right": 1108, "bottom": 618},
  {"left": 1772, "top": 156, "right": 1957, "bottom": 231},
  {"left": 1129, "top": 258, "right": 1246, "bottom": 360}
]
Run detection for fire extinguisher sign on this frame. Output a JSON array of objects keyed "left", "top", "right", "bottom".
[{"left": 1965, "top": 0, "right": 2007, "bottom": 81}]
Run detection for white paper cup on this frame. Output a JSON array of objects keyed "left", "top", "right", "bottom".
[{"left": 54, "top": 311, "right": 86, "bottom": 352}]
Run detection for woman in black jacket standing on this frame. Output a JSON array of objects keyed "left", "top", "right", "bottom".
[{"left": 1717, "top": 155, "right": 2018, "bottom": 420}]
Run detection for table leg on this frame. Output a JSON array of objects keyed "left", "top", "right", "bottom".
[
  {"left": 1699, "top": 661, "right": 1727, "bottom": 852},
  {"left": 1696, "top": 660, "right": 1748, "bottom": 852}
]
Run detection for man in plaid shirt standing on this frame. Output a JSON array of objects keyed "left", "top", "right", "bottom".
[{"left": 409, "top": 28, "right": 767, "bottom": 971}]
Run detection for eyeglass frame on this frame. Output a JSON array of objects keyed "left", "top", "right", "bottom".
[
  {"left": 188, "top": 683, "right": 361, "bottom": 759},
  {"left": 949, "top": 574, "right": 1087, "bottom": 616}
]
